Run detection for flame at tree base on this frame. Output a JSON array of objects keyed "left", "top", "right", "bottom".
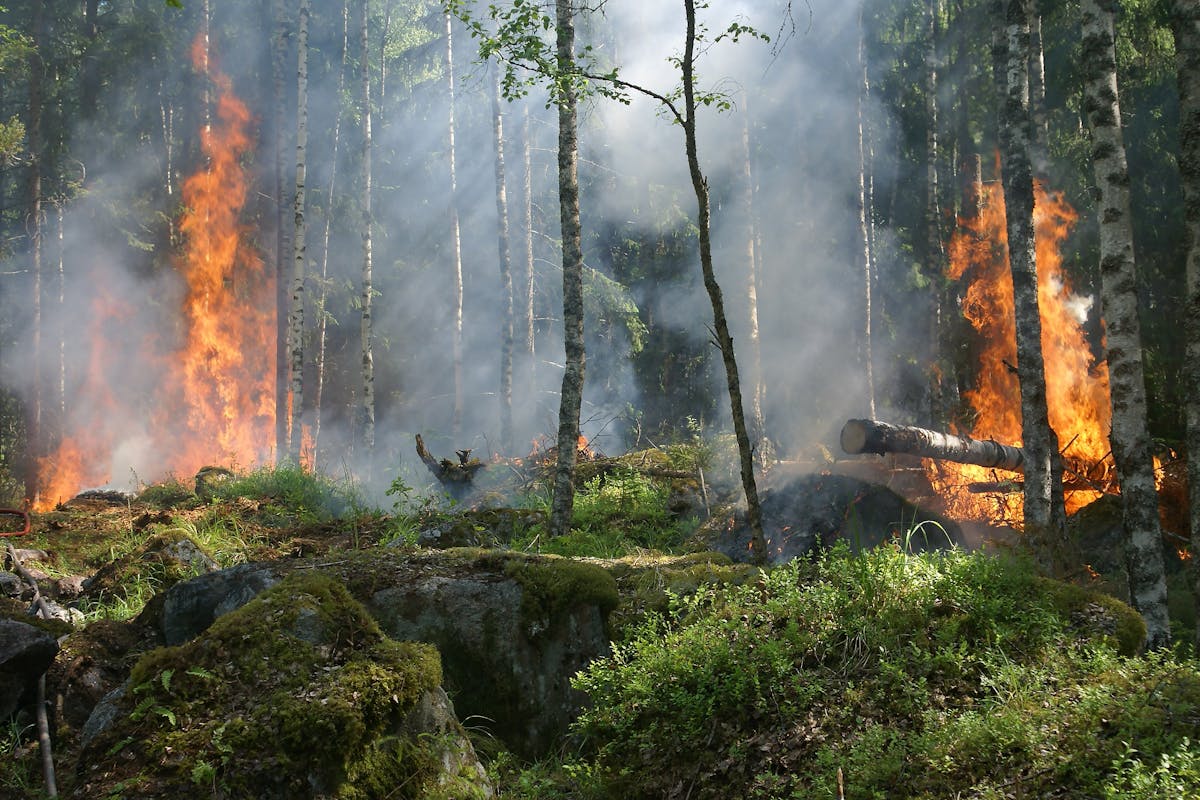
[{"left": 32, "top": 38, "right": 274, "bottom": 510}]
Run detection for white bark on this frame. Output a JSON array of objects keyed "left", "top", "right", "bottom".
[
  {"left": 999, "top": 0, "right": 1068, "bottom": 563},
  {"left": 359, "top": 0, "right": 375, "bottom": 453},
  {"left": 446, "top": 11, "right": 465, "bottom": 439},
  {"left": 288, "top": 0, "right": 310, "bottom": 462},
  {"left": 1081, "top": 0, "right": 1170, "bottom": 648}
]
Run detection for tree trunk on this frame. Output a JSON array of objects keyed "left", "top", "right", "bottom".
[
  {"left": 548, "top": 0, "right": 585, "bottom": 540},
  {"left": 681, "top": 0, "right": 766, "bottom": 563},
  {"left": 492, "top": 66, "right": 515, "bottom": 455},
  {"left": 841, "top": 418, "right": 1027, "bottom": 472},
  {"left": 857, "top": 3, "right": 876, "bottom": 420},
  {"left": 446, "top": 11, "right": 465, "bottom": 439},
  {"left": 521, "top": 104, "right": 537, "bottom": 390},
  {"left": 313, "top": 0, "right": 349, "bottom": 453},
  {"left": 925, "top": 0, "right": 945, "bottom": 424},
  {"left": 739, "top": 98, "right": 767, "bottom": 464},
  {"left": 82, "top": 0, "right": 100, "bottom": 120},
  {"left": 272, "top": 0, "right": 289, "bottom": 462},
  {"left": 1027, "top": 4, "right": 1051, "bottom": 175},
  {"left": 999, "top": 0, "right": 1068, "bottom": 567},
  {"left": 1171, "top": 0, "right": 1200, "bottom": 652},
  {"left": 25, "top": 0, "right": 45, "bottom": 503},
  {"left": 288, "top": 0, "right": 310, "bottom": 463},
  {"left": 1079, "top": 0, "right": 1170, "bottom": 647},
  {"left": 359, "top": 0, "right": 375, "bottom": 454}
]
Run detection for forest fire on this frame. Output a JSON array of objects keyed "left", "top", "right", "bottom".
[
  {"left": 32, "top": 41, "right": 273, "bottom": 510},
  {"left": 928, "top": 179, "right": 1114, "bottom": 526}
]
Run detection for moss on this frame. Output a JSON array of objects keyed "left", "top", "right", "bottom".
[
  {"left": 1037, "top": 576, "right": 1147, "bottom": 656},
  {"left": 501, "top": 553, "right": 620, "bottom": 628},
  {"left": 94, "top": 570, "right": 448, "bottom": 799},
  {"left": 602, "top": 552, "right": 758, "bottom": 637}
]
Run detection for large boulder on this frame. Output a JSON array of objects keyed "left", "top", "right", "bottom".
[
  {"left": 0, "top": 617, "right": 60, "bottom": 720},
  {"left": 155, "top": 548, "right": 619, "bottom": 759},
  {"left": 74, "top": 571, "right": 491, "bottom": 799},
  {"left": 362, "top": 550, "right": 618, "bottom": 759}
]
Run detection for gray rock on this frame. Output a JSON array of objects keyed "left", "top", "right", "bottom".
[
  {"left": 79, "top": 682, "right": 126, "bottom": 750},
  {"left": 0, "top": 571, "right": 21, "bottom": 598},
  {"left": 367, "top": 555, "right": 614, "bottom": 759},
  {"left": 0, "top": 618, "right": 60, "bottom": 719},
  {"left": 160, "top": 563, "right": 278, "bottom": 645}
]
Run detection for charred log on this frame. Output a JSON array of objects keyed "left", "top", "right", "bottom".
[
  {"left": 840, "top": 418, "right": 1026, "bottom": 473},
  {"left": 415, "top": 434, "right": 485, "bottom": 498}
]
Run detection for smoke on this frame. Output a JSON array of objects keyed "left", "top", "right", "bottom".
[{"left": 0, "top": 0, "right": 922, "bottom": 504}]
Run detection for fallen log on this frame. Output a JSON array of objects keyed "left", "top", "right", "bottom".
[{"left": 840, "top": 418, "right": 1026, "bottom": 473}]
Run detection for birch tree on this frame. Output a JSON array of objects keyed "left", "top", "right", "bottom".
[
  {"left": 313, "top": 0, "right": 349, "bottom": 452},
  {"left": 271, "top": 0, "right": 289, "bottom": 460},
  {"left": 548, "top": 0, "right": 585, "bottom": 539},
  {"left": 359, "top": 0, "right": 376, "bottom": 453},
  {"left": 492, "top": 66, "right": 515, "bottom": 455},
  {"left": 1171, "top": 0, "right": 1200, "bottom": 651},
  {"left": 1080, "top": 0, "right": 1170, "bottom": 649},
  {"left": 446, "top": 10, "right": 465, "bottom": 438},
  {"left": 288, "top": 0, "right": 310, "bottom": 463},
  {"left": 998, "top": 0, "right": 1068, "bottom": 565}
]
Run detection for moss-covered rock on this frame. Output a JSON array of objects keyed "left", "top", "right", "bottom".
[{"left": 73, "top": 571, "right": 490, "bottom": 799}]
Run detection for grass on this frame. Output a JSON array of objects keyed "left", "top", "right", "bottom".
[{"left": 5, "top": 449, "right": 1200, "bottom": 800}]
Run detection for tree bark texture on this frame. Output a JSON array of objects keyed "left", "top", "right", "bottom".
[
  {"left": 1027, "top": 6, "right": 1051, "bottom": 175},
  {"left": 925, "top": 0, "right": 945, "bottom": 423},
  {"left": 521, "top": 104, "right": 537, "bottom": 388},
  {"left": 1171, "top": 0, "right": 1200, "bottom": 652},
  {"left": 272, "top": 0, "right": 289, "bottom": 462},
  {"left": 25, "top": 0, "right": 45, "bottom": 502},
  {"left": 841, "top": 418, "right": 1027, "bottom": 472},
  {"left": 492, "top": 67, "right": 515, "bottom": 455},
  {"left": 358, "top": 0, "right": 375, "bottom": 453},
  {"left": 446, "top": 11, "right": 466, "bottom": 439},
  {"left": 288, "top": 0, "right": 310, "bottom": 463},
  {"left": 1000, "top": 0, "right": 1068, "bottom": 563},
  {"left": 740, "top": 100, "right": 766, "bottom": 463},
  {"left": 313, "top": 0, "right": 349, "bottom": 453},
  {"left": 681, "top": 0, "right": 766, "bottom": 563},
  {"left": 1081, "top": 0, "right": 1171, "bottom": 650},
  {"left": 548, "top": 0, "right": 585, "bottom": 540},
  {"left": 857, "top": 3, "right": 876, "bottom": 420}
]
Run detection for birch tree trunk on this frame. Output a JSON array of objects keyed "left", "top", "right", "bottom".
[
  {"left": 1080, "top": 0, "right": 1170, "bottom": 650},
  {"left": 1027, "top": 4, "right": 1051, "bottom": 175},
  {"left": 288, "top": 0, "right": 310, "bottom": 463},
  {"left": 446, "top": 11, "right": 465, "bottom": 438},
  {"left": 548, "top": 0, "right": 585, "bottom": 540},
  {"left": 25, "top": 0, "right": 45, "bottom": 502},
  {"left": 999, "top": 0, "right": 1068, "bottom": 565},
  {"left": 1171, "top": 0, "right": 1200, "bottom": 651},
  {"left": 739, "top": 100, "right": 766, "bottom": 463},
  {"left": 925, "top": 0, "right": 947, "bottom": 424},
  {"left": 313, "top": 0, "right": 349, "bottom": 452},
  {"left": 857, "top": 2, "right": 876, "bottom": 420},
  {"left": 359, "top": 0, "right": 375, "bottom": 453},
  {"left": 521, "top": 104, "right": 537, "bottom": 389},
  {"left": 272, "top": 0, "right": 289, "bottom": 462},
  {"left": 682, "top": 0, "right": 766, "bottom": 562},
  {"left": 492, "top": 67, "right": 515, "bottom": 455}
]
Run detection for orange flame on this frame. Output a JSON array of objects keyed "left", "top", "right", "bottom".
[
  {"left": 931, "top": 177, "right": 1113, "bottom": 525},
  {"left": 33, "top": 38, "right": 274, "bottom": 509}
]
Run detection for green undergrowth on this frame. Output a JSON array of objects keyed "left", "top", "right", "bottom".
[
  {"left": 490, "top": 545, "right": 1200, "bottom": 800},
  {"left": 80, "top": 571, "right": 456, "bottom": 799}
]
